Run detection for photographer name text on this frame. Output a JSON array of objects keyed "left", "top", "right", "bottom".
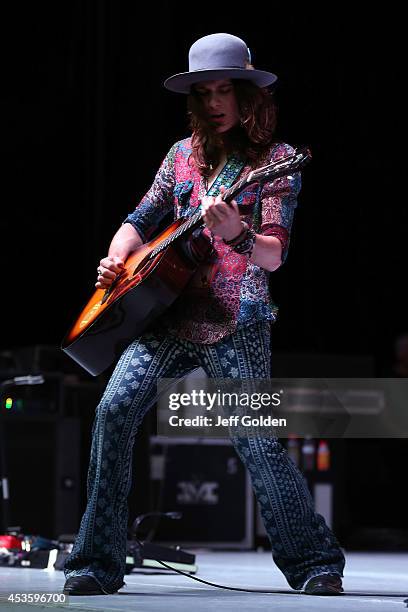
[{"left": 168, "top": 415, "right": 287, "bottom": 427}]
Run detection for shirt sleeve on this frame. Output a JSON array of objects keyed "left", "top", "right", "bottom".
[
  {"left": 259, "top": 143, "right": 302, "bottom": 263},
  {"left": 122, "top": 142, "right": 178, "bottom": 242}
]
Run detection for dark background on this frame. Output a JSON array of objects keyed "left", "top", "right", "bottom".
[
  {"left": 2, "top": 2, "right": 406, "bottom": 365},
  {"left": 1, "top": 3, "right": 406, "bottom": 545}
]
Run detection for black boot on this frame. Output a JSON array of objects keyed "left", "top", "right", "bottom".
[
  {"left": 303, "top": 573, "right": 344, "bottom": 595},
  {"left": 63, "top": 576, "right": 106, "bottom": 596}
]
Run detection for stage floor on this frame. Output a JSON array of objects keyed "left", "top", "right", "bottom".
[{"left": 0, "top": 550, "right": 407, "bottom": 611}]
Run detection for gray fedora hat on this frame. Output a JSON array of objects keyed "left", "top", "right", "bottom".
[{"left": 164, "top": 33, "right": 278, "bottom": 94}]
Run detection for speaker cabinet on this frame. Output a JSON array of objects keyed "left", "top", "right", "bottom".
[
  {"left": 148, "top": 436, "right": 253, "bottom": 549},
  {"left": 0, "top": 417, "right": 80, "bottom": 538}
]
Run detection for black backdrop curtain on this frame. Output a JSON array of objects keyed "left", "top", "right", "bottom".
[{"left": 1, "top": 1, "right": 405, "bottom": 373}]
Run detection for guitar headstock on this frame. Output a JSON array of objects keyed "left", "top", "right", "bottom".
[{"left": 248, "top": 146, "right": 312, "bottom": 183}]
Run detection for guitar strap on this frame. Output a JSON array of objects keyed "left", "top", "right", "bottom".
[
  {"left": 204, "top": 149, "right": 284, "bottom": 234},
  {"left": 195, "top": 144, "right": 282, "bottom": 231},
  {"left": 205, "top": 154, "right": 246, "bottom": 198}
]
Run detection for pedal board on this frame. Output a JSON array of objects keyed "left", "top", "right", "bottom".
[{"left": 126, "top": 541, "right": 197, "bottom": 574}]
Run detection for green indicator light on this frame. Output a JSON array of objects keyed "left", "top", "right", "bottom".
[{"left": 5, "top": 397, "right": 13, "bottom": 410}]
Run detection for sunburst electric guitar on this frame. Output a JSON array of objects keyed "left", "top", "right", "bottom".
[{"left": 62, "top": 146, "right": 311, "bottom": 375}]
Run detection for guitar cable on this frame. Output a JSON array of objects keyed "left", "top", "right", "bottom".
[
  {"left": 129, "top": 494, "right": 302, "bottom": 595},
  {"left": 130, "top": 544, "right": 408, "bottom": 600},
  {"left": 132, "top": 535, "right": 303, "bottom": 594},
  {"left": 129, "top": 514, "right": 303, "bottom": 595}
]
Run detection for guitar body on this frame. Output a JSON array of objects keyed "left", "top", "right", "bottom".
[{"left": 62, "top": 219, "right": 197, "bottom": 376}]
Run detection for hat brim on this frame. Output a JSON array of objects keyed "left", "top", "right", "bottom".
[{"left": 164, "top": 68, "right": 278, "bottom": 94}]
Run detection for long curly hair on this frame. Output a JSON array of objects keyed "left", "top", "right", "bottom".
[{"left": 187, "top": 79, "right": 278, "bottom": 176}]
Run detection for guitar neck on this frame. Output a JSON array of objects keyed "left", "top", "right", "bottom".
[
  {"left": 148, "top": 145, "right": 311, "bottom": 258},
  {"left": 148, "top": 176, "right": 250, "bottom": 258}
]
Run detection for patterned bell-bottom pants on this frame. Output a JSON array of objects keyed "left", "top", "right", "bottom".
[{"left": 64, "top": 321, "right": 345, "bottom": 593}]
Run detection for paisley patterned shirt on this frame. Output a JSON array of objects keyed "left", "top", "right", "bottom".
[{"left": 124, "top": 137, "right": 301, "bottom": 343}]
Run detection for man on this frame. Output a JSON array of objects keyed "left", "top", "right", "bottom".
[{"left": 63, "top": 33, "right": 345, "bottom": 596}]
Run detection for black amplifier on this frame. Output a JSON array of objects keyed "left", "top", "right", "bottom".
[
  {"left": 0, "top": 372, "right": 63, "bottom": 418},
  {"left": 147, "top": 436, "right": 253, "bottom": 549}
]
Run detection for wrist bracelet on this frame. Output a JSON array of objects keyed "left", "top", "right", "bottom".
[
  {"left": 223, "top": 222, "right": 249, "bottom": 246},
  {"left": 232, "top": 227, "right": 256, "bottom": 257}
]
